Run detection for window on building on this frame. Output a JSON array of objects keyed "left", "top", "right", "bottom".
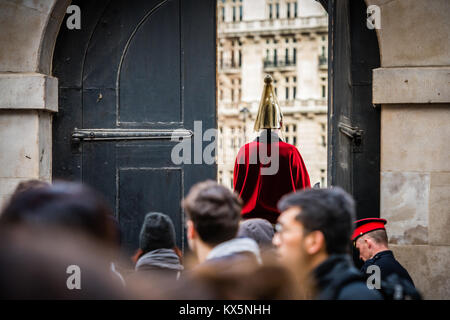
[
  {"left": 269, "top": 4, "right": 273, "bottom": 19},
  {"left": 293, "top": 136, "right": 297, "bottom": 145},
  {"left": 219, "top": 0, "right": 226, "bottom": 22},
  {"left": 294, "top": 2, "right": 298, "bottom": 17},
  {"left": 293, "top": 87, "right": 297, "bottom": 99},
  {"left": 276, "top": 3, "right": 279, "bottom": 18},
  {"left": 322, "top": 85, "right": 326, "bottom": 98},
  {"left": 287, "top": 2, "right": 291, "bottom": 18},
  {"left": 286, "top": 87, "right": 289, "bottom": 100},
  {"left": 239, "top": 0, "right": 243, "bottom": 21}
]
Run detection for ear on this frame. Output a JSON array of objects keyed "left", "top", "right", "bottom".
[
  {"left": 364, "top": 237, "right": 373, "bottom": 249},
  {"left": 187, "top": 220, "right": 196, "bottom": 240},
  {"left": 305, "top": 231, "right": 326, "bottom": 255}
]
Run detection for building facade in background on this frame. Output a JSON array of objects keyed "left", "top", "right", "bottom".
[{"left": 217, "top": 0, "right": 328, "bottom": 189}]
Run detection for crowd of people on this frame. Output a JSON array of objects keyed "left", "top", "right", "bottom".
[{"left": 0, "top": 178, "right": 418, "bottom": 300}]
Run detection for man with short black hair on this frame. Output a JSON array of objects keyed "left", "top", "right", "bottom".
[
  {"left": 352, "top": 218, "right": 414, "bottom": 286},
  {"left": 182, "top": 180, "right": 261, "bottom": 265},
  {"left": 273, "top": 187, "right": 382, "bottom": 300}
]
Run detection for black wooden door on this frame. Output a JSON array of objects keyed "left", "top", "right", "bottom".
[
  {"left": 322, "top": 0, "right": 381, "bottom": 220},
  {"left": 53, "top": 0, "right": 216, "bottom": 253}
]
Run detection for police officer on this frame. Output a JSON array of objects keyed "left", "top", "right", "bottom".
[{"left": 352, "top": 218, "right": 415, "bottom": 287}]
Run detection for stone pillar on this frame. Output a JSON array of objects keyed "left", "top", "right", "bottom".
[
  {"left": 0, "top": 73, "right": 58, "bottom": 209},
  {"left": 0, "top": 0, "right": 68, "bottom": 210},
  {"left": 369, "top": 0, "right": 450, "bottom": 299}
]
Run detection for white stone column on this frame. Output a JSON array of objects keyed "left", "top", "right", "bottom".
[{"left": 0, "top": 73, "right": 58, "bottom": 209}]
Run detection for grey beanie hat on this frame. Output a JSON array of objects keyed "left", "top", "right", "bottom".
[
  {"left": 237, "top": 218, "right": 274, "bottom": 248},
  {"left": 139, "top": 212, "right": 176, "bottom": 253}
]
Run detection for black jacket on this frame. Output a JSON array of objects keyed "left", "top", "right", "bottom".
[
  {"left": 361, "top": 250, "right": 414, "bottom": 287},
  {"left": 313, "top": 254, "right": 383, "bottom": 300}
]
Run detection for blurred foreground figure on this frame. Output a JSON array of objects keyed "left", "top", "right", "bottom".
[
  {"left": 233, "top": 75, "right": 310, "bottom": 224},
  {"left": 0, "top": 181, "right": 119, "bottom": 246},
  {"left": 0, "top": 181, "right": 125, "bottom": 289},
  {"left": 10, "top": 179, "right": 50, "bottom": 198},
  {"left": 0, "top": 226, "right": 127, "bottom": 299},
  {"left": 186, "top": 259, "right": 299, "bottom": 299},
  {"left": 274, "top": 187, "right": 382, "bottom": 300},
  {"left": 0, "top": 179, "right": 50, "bottom": 212},
  {"left": 182, "top": 180, "right": 261, "bottom": 266}
]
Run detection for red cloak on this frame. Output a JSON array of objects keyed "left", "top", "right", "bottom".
[{"left": 233, "top": 135, "right": 310, "bottom": 224}]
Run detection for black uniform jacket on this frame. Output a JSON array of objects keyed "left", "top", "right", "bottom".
[{"left": 361, "top": 250, "right": 414, "bottom": 287}]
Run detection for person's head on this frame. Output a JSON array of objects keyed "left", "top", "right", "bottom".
[
  {"left": 0, "top": 181, "right": 119, "bottom": 248},
  {"left": 237, "top": 218, "right": 274, "bottom": 249},
  {"left": 273, "top": 187, "right": 355, "bottom": 275},
  {"left": 11, "top": 179, "right": 50, "bottom": 197},
  {"left": 182, "top": 180, "right": 242, "bottom": 261},
  {"left": 0, "top": 226, "right": 128, "bottom": 299},
  {"left": 354, "top": 229, "right": 389, "bottom": 261},
  {"left": 139, "top": 212, "right": 176, "bottom": 254}
]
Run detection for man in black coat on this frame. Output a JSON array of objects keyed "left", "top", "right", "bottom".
[
  {"left": 352, "top": 218, "right": 415, "bottom": 287},
  {"left": 274, "top": 187, "right": 382, "bottom": 300}
]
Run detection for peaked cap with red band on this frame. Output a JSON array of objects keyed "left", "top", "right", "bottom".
[{"left": 352, "top": 218, "right": 387, "bottom": 241}]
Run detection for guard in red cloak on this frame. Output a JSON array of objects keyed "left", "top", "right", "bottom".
[{"left": 233, "top": 75, "right": 310, "bottom": 224}]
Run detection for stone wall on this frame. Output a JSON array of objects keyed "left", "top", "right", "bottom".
[{"left": 368, "top": 0, "right": 450, "bottom": 299}]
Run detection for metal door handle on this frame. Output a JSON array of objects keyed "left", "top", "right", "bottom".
[{"left": 71, "top": 128, "right": 193, "bottom": 142}]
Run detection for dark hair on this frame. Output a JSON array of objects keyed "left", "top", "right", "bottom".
[
  {"left": 0, "top": 181, "right": 118, "bottom": 246},
  {"left": 182, "top": 180, "right": 242, "bottom": 246},
  {"left": 278, "top": 187, "right": 355, "bottom": 255},
  {"left": 11, "top": 179, "right": 50, "bottom": 198},
  {"left": 365, "top": 229, "right": 388, "bottom": 245}
]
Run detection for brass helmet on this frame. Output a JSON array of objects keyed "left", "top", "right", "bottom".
[{"left": 253, "top": 74, "right": 283, "bottom": 132}]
